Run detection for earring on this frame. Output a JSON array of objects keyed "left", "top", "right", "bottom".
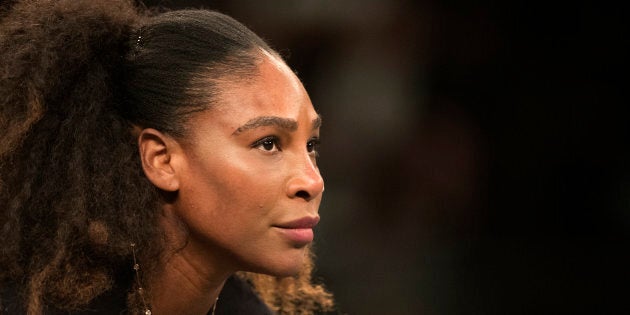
[{"left": 130, "top": 243, "right": 151, "bottom": 315}]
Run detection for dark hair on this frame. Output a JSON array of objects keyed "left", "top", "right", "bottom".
[
  {"left": 0, "top": 0, "right": 332, "bottom": 314},
  {"left": 122, "top": 9, "right": 272, "bottom": 137}
]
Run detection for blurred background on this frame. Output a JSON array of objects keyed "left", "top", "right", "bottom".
[{"left": 146, "top": 1, "right": 628, "bottom": 314}]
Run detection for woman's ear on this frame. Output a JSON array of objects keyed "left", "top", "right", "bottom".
[{"left": 138, "top": 128, "right": 182, "bottom": 192}]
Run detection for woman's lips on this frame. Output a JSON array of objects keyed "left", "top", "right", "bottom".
[
  {"left": 275, "top": 228, "right": 314, "bottom": 245},
  {"left": 273, "top": 216, "right": 319, "bottom": 245},
  {"left": 275, "top": 216, "right": 320, "bottom": 229}
]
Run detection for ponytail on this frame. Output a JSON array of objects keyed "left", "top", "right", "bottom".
[
  {"left": 0, "top": 1, "right": 161, "bottom": 314},
  {"left": 0, "top": 0, "right": 139, "bottom": 154}
]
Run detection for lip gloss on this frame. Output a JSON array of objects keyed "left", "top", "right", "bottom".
[
  {"left": 275, "top": 227, "right": 314, "bottom": 245},
  {"left": 273, "top": 216, "right": 319, "bottom": 245}
]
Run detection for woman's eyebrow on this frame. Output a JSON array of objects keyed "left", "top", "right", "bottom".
[
  {"left": 232, "top": 116, "right": 298, "bottom": 135},
  {"left": 232, "top": 115, "right": 322, "bottom": 135},
  {"left": 312, "top": 116, "right": 322, "bottom": 130}
]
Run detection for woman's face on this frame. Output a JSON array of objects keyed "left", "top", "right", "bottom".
[{"left": 171, "top": 52, "right": 323, "bottom": 276}]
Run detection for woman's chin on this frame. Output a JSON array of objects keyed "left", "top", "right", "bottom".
[{"left": 247, "top": 249, "right": 308, "bottom": 277}]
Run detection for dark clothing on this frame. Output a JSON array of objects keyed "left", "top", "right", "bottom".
[
  {"left": 215, "top": 276, "right": 272, "bottom": 315},
  {"left": 0, "top": 275, "right": 271, "bottom": 314}
]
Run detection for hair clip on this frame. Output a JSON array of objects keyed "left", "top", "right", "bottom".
[{"left": 134, "top": 27, "right": 145, "bottom": 51}]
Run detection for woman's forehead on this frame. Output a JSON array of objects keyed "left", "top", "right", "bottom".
[
  {"left": 187, "top": 55, "right": 317, "bottom": 136},
  {"left": 215, "top": 56, "right": 314, "bottom": 119}
]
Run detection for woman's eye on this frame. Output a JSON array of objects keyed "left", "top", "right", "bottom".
[
  {"left": 252, "top": 136, "right": 280, "bottom": 152},
  {"left": 306, "top": 138, "right": 321, "bottom": 155}
]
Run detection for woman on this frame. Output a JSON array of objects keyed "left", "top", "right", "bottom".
[{"left": 0, "top": 0, "right": 333, "bottom": 314}]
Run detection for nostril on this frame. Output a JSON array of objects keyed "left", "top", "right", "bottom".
[{"left": 295, "top": 190, "right": 310, "bottom": 200}]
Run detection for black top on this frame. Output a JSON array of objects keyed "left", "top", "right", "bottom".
[{"left": 0, "top": 275, "right": 271, "bottom": 314}]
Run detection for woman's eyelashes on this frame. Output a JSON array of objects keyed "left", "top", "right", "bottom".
[
  {"left": 306, "top": 137, "right": 321, "bottom": 156},
  {"left": 252, "top": 136, "right": 281, "bottom": 153},
  {"left": 250, "top": 136, "right": 321, "bottom": 156}
]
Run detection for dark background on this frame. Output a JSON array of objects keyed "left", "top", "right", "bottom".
[{"left": 145, "top": 1, "right": 628, "bottom": 314}]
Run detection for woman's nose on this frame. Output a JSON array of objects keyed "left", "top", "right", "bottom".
[{"left": 286, "top": 155, "right": 324, "bottom": 201}]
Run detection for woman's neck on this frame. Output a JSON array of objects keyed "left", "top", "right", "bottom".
[
  {"left": 149, "top": 250, "right": 229, "bottom": 315},
  {"left": 148, "top": 207, "right": 233, "bottom": 315}
]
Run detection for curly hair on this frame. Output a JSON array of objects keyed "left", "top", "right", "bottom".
[{"left": 0, "top": 0, "right": 333, "bottom": 314}]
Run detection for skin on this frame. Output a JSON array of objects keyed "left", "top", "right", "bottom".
[{"left": 138, "top": 51, "right": 324, "bottom": 314}]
